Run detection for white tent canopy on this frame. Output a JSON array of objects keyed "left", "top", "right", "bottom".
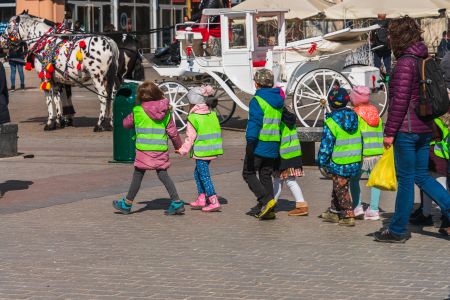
[
  {"left": 324, "top": 0, "right": 450, "bottom": 19},
  {"left": 233, "top": 0, "right": 333, "bottom": 19}
]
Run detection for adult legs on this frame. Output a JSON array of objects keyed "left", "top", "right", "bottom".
[
  {"left": 414, "top": 135, "right": 450, "bottom": 221},
  {"left": 422, "top": 173, "right": 446, "bottom": 217},
  {"left": 9, "top": 63, "right": 16, "bottom": 89},
  {"left": 383, "top": 54, "right": 392, "bottom": 74},
  {"left": 389, "top": 133, "right": 418, "bottom": 236},
  {"left": 17, "top": 64, "right": 24, "bottom": 88}
]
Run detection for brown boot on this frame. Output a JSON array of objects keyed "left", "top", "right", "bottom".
[{"left": 288, "top": 201, "right": 309, "bottom": 216}]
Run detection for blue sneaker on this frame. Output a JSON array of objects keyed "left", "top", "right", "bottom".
[
  {"left": 113, "top": 198, "right": 132, "bottom": 214},
  {"left": 165, "top": 200, "right": 185, "bottom": 215}
]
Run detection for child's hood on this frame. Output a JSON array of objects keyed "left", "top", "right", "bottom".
[
  {"left": 254, "top": 87, "right": 285, "bottom": 109},
  {"left": 354, "top": 104, "right": 380, "bottom": 127},
  {"left": 141, "top": 98, "right": 170, "bottom": 121},
  {"left": 190, "top": 103, "right": 210, "bottom": 114},
  {"left": 328, "top": 108, "right": 359, "bottom": 134}
]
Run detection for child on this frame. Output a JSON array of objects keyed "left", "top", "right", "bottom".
[
  {"left": 273, "top": 107, "right": 308, "bottom": 216},
  {"left": 177, "top": 86, "right": 223, "bottom": 212},
  {"left": 113, "top": 81, "right": 184, "bottom": 215},
  {"left": 349, "top": 86, "right": 384, "bottom": 220},
  {"left": 317, "top": 85, "right": 361, "bottom": 227},
  {"left": 410, "top": 113, "right": 450, "bottom": 236},
  {"left": 243, "top": 69, "right": 284, "bottom": 220}
]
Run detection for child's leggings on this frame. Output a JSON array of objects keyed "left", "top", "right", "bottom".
[
  {"left": 421, "top": 172, "right": 447, "bottom": 217},
  {"left": 350, "top": 170, "right": 381, "bottom": 210},
  {"left": 126, "top": 167, "right": 179, "bottom": 201},
  {"left": 273, "top": 176, "right": 305, "bottom": 202},
  {"left": 194, "top": 159, "right": 216, "bottom": 197}
]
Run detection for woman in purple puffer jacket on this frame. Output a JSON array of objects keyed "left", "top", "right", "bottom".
[{"left": 374, "top": 17, "right": 450, "bottom": 243}]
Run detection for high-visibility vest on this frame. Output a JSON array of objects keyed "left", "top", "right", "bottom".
[
  {"left": 253, "top": 95, "right": 282, "bottom": 142},
  {"left": 133, "top": 105, "right": 169, "bottom": 151},
  {"left": 279, "top": 122, "right": 302, "bottom": 159},
  {"left": 325, "top": 117, "right": 362, "bottom": 165},
  {"left": 188, "top": 112, "right": 224, "bottom": 157},
  {"left": 359, "top": 116, "right": 384, "bottom": 157},
  {"left": 431, "top": 118, "right": 449, "bottom": 159}
]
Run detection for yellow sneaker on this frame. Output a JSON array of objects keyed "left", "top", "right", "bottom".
[{"left": 257, "top": 199, "right": 277, "bottom": 220}]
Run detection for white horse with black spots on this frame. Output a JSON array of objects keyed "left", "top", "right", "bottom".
[{"left": 0, "top": 12, "right": 119, "bottom": 131}]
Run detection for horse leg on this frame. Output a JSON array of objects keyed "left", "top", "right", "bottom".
[
  {"left": 54, "top": 86, "right": 65, "bottom": 128},
  {"left": 44, "top": 91, "right": 57, "bottom": 131},
  {"left": 62, "top": 85, "right": 75, "bottom": 127},
  {"left": 92, "top": 78, "right": 109, "bottom": 132}
]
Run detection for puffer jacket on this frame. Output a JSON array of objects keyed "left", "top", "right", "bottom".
[
  {"left": 317, "top": 108, "right": 361, "bottom": 178},
  {"left": 123, "top": 98, "right": 182, "bottom": 170},
  {"left": 384, "top": 41, "right": 433, "bottom": 137},
  {"left": 441, "top": 52, "right": 450, "bottom": 90}
]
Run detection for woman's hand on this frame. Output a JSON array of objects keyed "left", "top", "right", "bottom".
[{"left": 384, "top": 136, "right": 394, "bottom": 148}]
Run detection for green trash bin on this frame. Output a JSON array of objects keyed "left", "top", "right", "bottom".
[{"left": 113, "top": 82, "right": 139, "bottom": 162}]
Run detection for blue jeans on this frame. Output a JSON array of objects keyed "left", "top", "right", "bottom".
[
  {"left": 194, "top": 160, "right": 216, "bottom": 197},
  {"left": 374, "top": 53, "right": 391, "bottom": 74},
  {"left": 9, "top": 63, "right": 24, "bottom": 88},
  {"left": 389, "top": 133, "right": 450, "bottom": 236}
]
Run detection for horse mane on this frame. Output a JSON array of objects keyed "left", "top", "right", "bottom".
[{"left": 19, "top": 10, "right": 56, "bottom": 27}]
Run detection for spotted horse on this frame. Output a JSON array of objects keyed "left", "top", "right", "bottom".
[{"left": 0, "top": 11, "right": 120, "bottom": 131}]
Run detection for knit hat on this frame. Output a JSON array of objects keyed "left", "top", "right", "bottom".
[
  {"left": 350, "top": 86, "right": 370, "bottom": 106},
  {"left": 327, "top": 85, "right": 350, "bottom": 109},
  {"left": 187, "top": 85, "right": 215, "bottom": 105},
  {"left": 254, "top": 69, "right": 274, "bottom": 87}
]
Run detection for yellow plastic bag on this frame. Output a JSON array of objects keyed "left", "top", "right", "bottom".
[{"left": 367, "top": 147, "right": 397, "bottom": 191}]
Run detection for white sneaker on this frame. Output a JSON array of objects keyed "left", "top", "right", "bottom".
[
  {"left": 354, "top": 205, "right": 364, "bottom": 220},
  {"left": 364, "top": 208, "right": 380, "bottom": 221}
]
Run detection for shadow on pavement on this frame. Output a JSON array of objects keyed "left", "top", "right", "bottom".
[
  {"left": 0, "top": 180, "right": 33, "bottom": 198},
  {"left": 133, "top": 197, "right": 228, "bottom": 214},
  {"left": 275, "top": 199, "right": 295, "bottom": 212},
  {"left": 381, "top": 211, "right": 450, "bottom": 241},
  {"left": 21, "top": 116, "right": 99, "bottom": 127}
]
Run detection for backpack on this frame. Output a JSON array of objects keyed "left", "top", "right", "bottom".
[
  {"left": 375, "top": 27, "right": 389, "bottom": 46},
  {"left": 403, "top": 54, "right": 450, "bottom": 122}
]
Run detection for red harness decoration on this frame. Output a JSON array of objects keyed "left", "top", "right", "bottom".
[{"left": 307, "top": 42, "right": 317, "bottom": 55}]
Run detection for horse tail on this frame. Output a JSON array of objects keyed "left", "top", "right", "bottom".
[{"left": 105, "top": 38, "right": 120, "bottom": 101}]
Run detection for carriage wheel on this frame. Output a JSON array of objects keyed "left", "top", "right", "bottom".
[
  {"left": 342, "top": 64, "right": 389, "bottom": 117},
  {"left": 293, "top": 69, "right": 353, "bottom": 127},
  {"left": 198, "top": 75, "right": 237, "bottom": 125},
  {"left": 158, "top": 81, "right": 189, "bottom": 131}
]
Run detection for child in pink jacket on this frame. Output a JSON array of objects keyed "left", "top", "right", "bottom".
[
  {"left": 113, "top": 81, "right": 184, "bottom": 215},
  {"left": 177, "top": 86, "right": 223, "bottom": 212}
]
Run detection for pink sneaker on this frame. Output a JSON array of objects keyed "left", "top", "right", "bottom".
[
  {"left": 364, "top": 208, "right": 380, "bottom": 221},
  {"left": 354, "top": 205, "right": 364, "bottom": 220},
  {"left": 202, "top": 195, "right": 221, "bottom": 212},
  {"left": 190, "top": 194, "right": 206, "bottom": 210}
]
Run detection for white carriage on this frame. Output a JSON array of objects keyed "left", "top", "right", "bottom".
[{"left": 152, "top": 8, "right": 388, "bottom": 130}]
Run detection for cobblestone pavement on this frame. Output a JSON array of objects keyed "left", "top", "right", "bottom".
[{"left": 0, "top": 68, "right": 449, "bottom": 300}]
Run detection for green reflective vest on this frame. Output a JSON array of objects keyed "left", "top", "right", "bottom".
[
  {"left": 280, "top": 122, "right": 302, "bottom": 159},
  {"left": 431, "top": 118, "right": 449, "bottom": 159},
  {"left": 254, "top": 95, "right": 282, "bottom": 142},
  {"left": 325, "top": 117, "right": 362, "bottom": 165},
  {"left": 188, "top": 112, "right": 224, "bottom": 157},
  {"left": 359, "top": 117, "right": 384, "bottom": 157},
  {"left": 133, "top": 105, "right": 170, "bottom": 151}
]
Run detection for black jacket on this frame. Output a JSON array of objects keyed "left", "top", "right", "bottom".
[
  {"left": 276, "top": 108, "right": 303, "bottom": 171},
  {"left": 0, "top": 62, "right": 10, "bottom": 124}
]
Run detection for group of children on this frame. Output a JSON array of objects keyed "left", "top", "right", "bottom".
[{"left": 111, "top": 69, "right": 449, "bottom": 234}]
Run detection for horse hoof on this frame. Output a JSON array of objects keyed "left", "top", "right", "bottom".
[
  {"left": 66, "top": 119, "right": 74, "bottom": 127},
  {"left": 44, "top": 123, "right": 57, "bottom": 131},
  {"left": 93, "top": 125, "right": 104, "bottom": 132},
  {"left": 104, "top": 124, "right": 113, "bottom": 131},
  {"left": 58, "top": 120, "right": 66, "bottom": 128}
]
